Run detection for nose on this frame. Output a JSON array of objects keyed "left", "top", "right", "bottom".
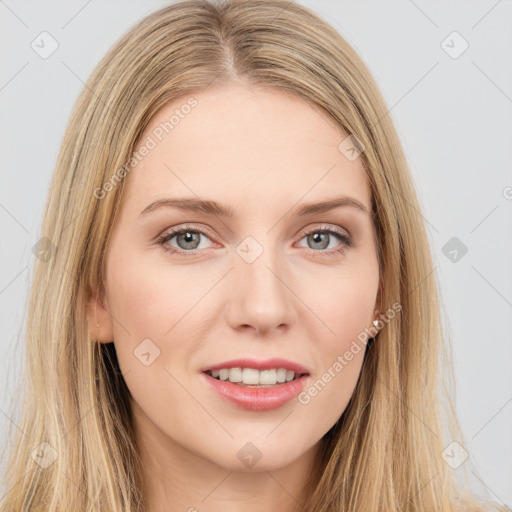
[{"left": 225, "top": 243, "right": 297, "bottom": 337}]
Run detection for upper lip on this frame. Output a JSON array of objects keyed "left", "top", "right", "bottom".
[{"left": 201, "top": 358, "right": 310, "bottom": 375}]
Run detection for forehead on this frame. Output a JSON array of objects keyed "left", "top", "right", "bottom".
[{"left": 122, "top": 85, "right": 371, "bottom": 216}]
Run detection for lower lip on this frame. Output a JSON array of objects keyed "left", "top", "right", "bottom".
[{"left": 201, "top": 372, "right": 309, "bottom": 411}]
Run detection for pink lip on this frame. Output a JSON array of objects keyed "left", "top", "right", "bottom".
[
  {"left": 200, "top": 372, "right": 310, "bottom": 411},
  {"left": 200, "top": 358, "right": 310, "bottom": 375}
]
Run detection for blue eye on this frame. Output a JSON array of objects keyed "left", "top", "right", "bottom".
[
  {"left": 157, "top": 225, "right": 214, "bottom": 256},
  {"left": 157, "top": 224, "right": 353, "bottom": 258},
  {"left": 298, "top": 227, "right": 353, "bottom": 256}
]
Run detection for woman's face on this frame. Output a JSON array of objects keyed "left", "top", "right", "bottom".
[{"left": 94, "top": 84, "right": 379, "bottom": 473}]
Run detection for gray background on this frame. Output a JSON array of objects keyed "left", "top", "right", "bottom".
[{"left": 1, "top": 0, "right": 511, "bottom": 506}]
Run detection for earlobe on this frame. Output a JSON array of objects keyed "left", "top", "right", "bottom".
[{"left": 86, "top": 291, "right": 114, "bottom": 343}]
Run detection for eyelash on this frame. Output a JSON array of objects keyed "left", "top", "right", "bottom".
[{"left": 156, "top": 224, "right": 353, "bottom": 258}]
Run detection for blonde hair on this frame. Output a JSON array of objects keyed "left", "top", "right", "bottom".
[{"left": 1, "top": 1, "right": 506, "bottom": 510}]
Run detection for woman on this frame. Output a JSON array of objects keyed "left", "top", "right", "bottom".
[{"left": 1, "top": 0, "right": 506, "bottom": 510}]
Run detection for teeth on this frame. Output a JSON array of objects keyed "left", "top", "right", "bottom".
[
  {"left": 208, "top": 367, "right": 302, "bottom": 385},
  {"left": 242, "top": 368, "right": 260, "bottom": 385},
  {"left": 229, "top": 368, "right": 242, "bottom": 382},
  {"left": 276, "top": 368, "right": 287, "bottom": 383}
]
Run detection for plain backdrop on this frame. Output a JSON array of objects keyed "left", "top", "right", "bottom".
[{"left": 1, "top": 0, "right": 511, "bottom": 506}]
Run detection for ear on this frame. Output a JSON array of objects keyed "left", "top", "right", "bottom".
[{"left": 86, "top": 289, "right": 114, "bottom": 344}]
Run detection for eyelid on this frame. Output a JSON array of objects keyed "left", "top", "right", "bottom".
[
  {"left": 297, "top": 223, "right": 351, "bottom": 240},
  {"left": 159, "top": 222, "right": 351, "bottom": 240},
  {"left": 295, "top": 223, "right": 354, "bottom": 254},
  {"left": 157, "top": 222, "right": 353, "bottom": 256},
  {"left": 157, "top": 223, "right": 219, "bottom": 248}
]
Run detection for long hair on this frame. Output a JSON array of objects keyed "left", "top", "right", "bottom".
[{"left": 1, "top": 1, "right": 506, "bottom": 510}]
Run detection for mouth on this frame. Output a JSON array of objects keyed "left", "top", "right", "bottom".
[
  {"left": 200, "top": 366, "right": 310, "bottom": 411},
  {"left": 203, "top": 367, "right": 308, "bottom": 387}
]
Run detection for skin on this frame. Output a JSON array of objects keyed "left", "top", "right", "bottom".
[{"left": 89, "top": 84, "right": 380, "bottom": 512}]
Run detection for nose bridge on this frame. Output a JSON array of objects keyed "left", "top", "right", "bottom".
[{"left": 227, "top": 232, "right": 295, "bottom": 334}]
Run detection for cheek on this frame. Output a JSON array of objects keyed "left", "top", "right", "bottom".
[
  {"left": 302, "top": 266, "right": 377, "bottom": 407},
  {"left": 104, "top": 250, "right": 215, "bottom": 385},
  {"left": 314, "top": 264, "right": 378, "bottom": 346},
  {"left": 103, "top": 254, "right": 205, "bottom": 423},
  {"left": 107, "top": 266, "right": 168, "bottom": 339},
  {"left": 329, "top": 286, "right": 375, "bottom": 339},
  {"left": 105, "top": 249, "right": 201, "bottom": 339}
]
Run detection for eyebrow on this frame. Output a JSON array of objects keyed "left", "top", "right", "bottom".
[{"left": 140, "top": 195, "right": 370, "bottom": 217}]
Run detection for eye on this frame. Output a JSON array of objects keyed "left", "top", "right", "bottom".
[
  {"left": 296, "top": 225, "right": 353, "bottom": 257},
  {"left": 157, "top": 223, "right": 353, "bottom": 258},
  {"left": 157, "top": 224, "right": 215, "bottom": 256}
]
